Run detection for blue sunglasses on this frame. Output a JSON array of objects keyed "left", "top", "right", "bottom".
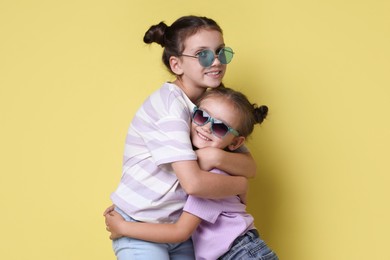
[
  {"left": 181, "top": 47, "right": 234, "bottom": 68},
  {"left": 192, "top": 107, "right": 239, "bottom": 138}
]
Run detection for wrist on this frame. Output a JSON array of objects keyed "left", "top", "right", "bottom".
[
  {"left": 119, "top": 222, "right": 131, "bottom": 237},
  {"left": 212, "top": 148, "right": 223, "bottom": 169}
]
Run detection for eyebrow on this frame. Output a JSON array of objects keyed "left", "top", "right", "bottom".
[{"left": 188, "top": 44, "right": 226, "bottom": 53}]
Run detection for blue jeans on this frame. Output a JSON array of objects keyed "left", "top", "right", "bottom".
[
  {"left": 218, "top": 230, "right": 279, "bottom": 260},
  {"left": 112, "top": 207, "right": 195, "bottom": 260}
]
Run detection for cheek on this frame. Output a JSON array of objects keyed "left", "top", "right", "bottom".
[
  {"left": 217, "top": 134, "right": 234, "bottom": 146},
  {"left": 210, "top": 137, "right": 231, "bottom": 150}
]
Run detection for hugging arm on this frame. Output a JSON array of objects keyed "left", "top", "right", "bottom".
[
  {"left": 172, "top": 160, "right": 247, "bottom": 199},
  {"left": 105, "top": 210, "right": 201, "bottom": 243},
  {"left": 196, "top": 147, "right": 257, "bottom": 178}
]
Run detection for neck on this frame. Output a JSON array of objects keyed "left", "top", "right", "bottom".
[{"left": 173, "top": 78, "right": 206, "bottom": 103}]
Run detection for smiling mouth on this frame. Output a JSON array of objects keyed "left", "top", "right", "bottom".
[
  {"left": 197, "top": 131, "right": 211, "bottom": 141},
  {"left": 205, "top": 70, "right": 221, "bottom": 76}
]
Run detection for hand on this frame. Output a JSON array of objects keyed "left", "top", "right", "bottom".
[
  {"left": 105, "top": 210, "right": 126, "bottom": 240},
  {"left": 103, "top": 204, "right": 115, "bottom": 216},
  {"left": 196, "top": 147, "right": 221, "bottom": 171}
]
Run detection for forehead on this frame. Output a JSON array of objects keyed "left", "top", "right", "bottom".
[
  {"left": 199, "top": 96, "right": 240, "bottom": 127},
  {"left": 183, "top": 29, "right": 224, "bottom": 51}
]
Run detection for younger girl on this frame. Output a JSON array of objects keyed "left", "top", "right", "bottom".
[
  {"left": 106, "top": 16, "right": 257, "bottom": 259},
  {"left": 106, "top": 87, "right": 279, "bottom": 260}
]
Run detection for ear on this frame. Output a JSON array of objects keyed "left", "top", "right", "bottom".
[
  {"left": 169, "top": 56, "right": 184, "bottom": 75},
  {"left": 227, "top": 136, "right": 246, "bottom": 151}
]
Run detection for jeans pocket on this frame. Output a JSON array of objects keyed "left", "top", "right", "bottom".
[
  {"left": 249, "top": 239, "right": 278, "bottom": 260},
  {"left": 260, "top": 250, "right": 279, "bottom": 260}
]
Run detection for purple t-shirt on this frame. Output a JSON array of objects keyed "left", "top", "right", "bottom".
[{"left": 183, "top": 169, "right": 255, "bottom": 260}]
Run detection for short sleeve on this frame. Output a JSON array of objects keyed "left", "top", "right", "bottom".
[
  {"left": 134, "top": 83, "right": 197, "bottom": 166},
  {"left": 183, "top": 196, "right": 223, "bottom": 224}
]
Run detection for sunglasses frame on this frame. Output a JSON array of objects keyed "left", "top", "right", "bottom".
[
  {"left": 192, "top": 107, "right": 239, "bottom": 138},
  {"left": 181, "top": 47, "right": 234, "bottom": 68}
]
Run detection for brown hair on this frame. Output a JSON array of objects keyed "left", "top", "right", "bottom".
[
  {"left": 197, "top": 87, "right": 268, "bottom": 137},
  {"left": 143, "top": 16, "right": 223, "bottom": 74}
]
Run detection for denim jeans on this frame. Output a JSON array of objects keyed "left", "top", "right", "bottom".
[
  {"left": 218, "top": 230, "right": 279, "bottom": 260},
  {"left": 112, "top": 207, "right": 195, "bottom": 260}
]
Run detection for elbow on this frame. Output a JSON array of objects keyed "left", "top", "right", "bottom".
[
  {"left": 180, "top": 178, "right": 202, "bottom": 196},
  {"left": 244, "top": 153, "right": 257, "bottom": 179},
  {"left": 247, "top": 170, "right": 257, "bottom": 179},
  {"left": 178, "top": 224, "right": 195, "bottom": 242},
  {"left": 176, "top": 230, "right": 193, "bottom": 243},
  {"left": 181, "top": 184, "right": 200, "bottom": 197},
  {"left": 247, "top": 164, "right": 257, "bottom": 179}
]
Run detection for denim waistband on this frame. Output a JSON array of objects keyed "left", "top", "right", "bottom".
[
  {"left": 247, "top": 229, "right": 259, "bottom": 238},
  {"left": 231, "top": 229, "right": 259, "bottom": 247}
]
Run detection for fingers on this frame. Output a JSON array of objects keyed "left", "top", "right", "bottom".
[
  {"left": 104, "top": 211, "right": 116, "bottom": 228},
  {"left": 106, "top": 223, "right": 112, "bottom": 240},
  {"left": 104, "top": 211, "right": 116, "bottom": 225},
  {"left": 104, "top": 214, "right": 109, "bottom": 226},
  {"left": 104, "top": 206, "right": 121, "bottom": 241},
  {"left": 106, "top": 226, "right": 116, "bottom": 240},
  {"left": 103, "top": 204, "right": 115, "bottom": 216},
  {"left": 110, "top": 211, "right": 119, "bottom": 216}
]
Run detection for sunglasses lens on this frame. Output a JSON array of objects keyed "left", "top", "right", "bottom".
[
  {"left": 212, "top": 122, "right": 229, "bottom": 137},
  {"left": 193, "top": 108, "right": 236, "bottom": 138},
  {"left": 218, "top": 47, "right": 234, "bottom": 64},
  {"left": 193, "top": 109, "right": 209, "bottom": 125},
  {"left": 198, "top": 50, "right": 215, "bottom": 67}
]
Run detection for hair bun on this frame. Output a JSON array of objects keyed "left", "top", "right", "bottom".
[
  {"left": 143, "top": 22, "right": 168, "bottom": 47},
  {"left": 254, "top": 105, "right": 268, "bottom": 124}
]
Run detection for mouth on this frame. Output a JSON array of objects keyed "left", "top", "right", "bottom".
[
  {"left": 197, "top": 130, "right": 212, "bottom": 141},
  {"left": 205, "top": 70, "right": 222, "bottom": 77}
]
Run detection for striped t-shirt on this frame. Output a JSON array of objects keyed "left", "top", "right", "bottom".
[{"left": 111, "top": 82, "right": 197, "bottom": 223}]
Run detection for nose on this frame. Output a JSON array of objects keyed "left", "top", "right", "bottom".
[
  {"left": 201, "top": 121, "right": 213, "bottom": 134},
  {"left": 211, "top": 55, "right": 221, "bottom": 66}
]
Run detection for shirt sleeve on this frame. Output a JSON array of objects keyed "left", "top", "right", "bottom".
[
  {"left": 183, "top": 195, "right": 224, "bottom": 224},
  {"left": 183, "top": 168, "right": 228, "bottom": 223},
  {"left": 137, "top": 84, "right": 197, "bottom": 166}
]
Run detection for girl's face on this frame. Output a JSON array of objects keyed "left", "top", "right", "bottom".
[
  {"left": 178, "top": 29, "right": 227, "bottom": 91},
  {"left": 191, "top": 96, "right": 245, "bottom": 151}
]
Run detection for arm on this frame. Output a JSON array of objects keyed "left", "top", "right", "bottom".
[
  {"left": 196, "top": 147, "right": 257, "bottom": 178},
  {"left": 172, "top": 160, "right": 247, "bottom": 199},
  {"left": 105, "top": 211, "right": 201, "bottom": 243}
]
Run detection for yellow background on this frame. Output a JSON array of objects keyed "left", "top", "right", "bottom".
[{"left": 1, "top": 0, "right": 389, "bottom": 259}]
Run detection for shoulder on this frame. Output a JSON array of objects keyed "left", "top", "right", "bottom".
[
  {"left": 149, "top": 83, "right": 189, "bottom": 108},
  {"left": 137, "top": 83, "right": 187, "bottom": 116}
]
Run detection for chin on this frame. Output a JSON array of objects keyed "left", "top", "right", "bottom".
[
  {"left": 207, "top": 81, "right": 223, "bottom": 88},
  {"left": 192, "top": 140, "right": 208, "bottom": 149}
]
